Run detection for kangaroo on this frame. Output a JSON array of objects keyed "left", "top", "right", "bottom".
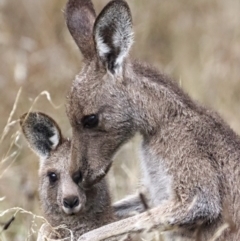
[
  {"left": 20, "top": 112, "right": 116, "bottom": 241},
  {"left": 64, "top": 0, "right": 240, "bottom": 240}
]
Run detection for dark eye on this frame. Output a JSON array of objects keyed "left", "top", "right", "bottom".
[
  {"left": 48, "top": 172, "right": 58, "bottom": 183},
  {"left": 72, "top": 171, "right": 83, "bottom": 184},
  {"left": 81, "top": 114, "right": 98, "bottom": 128}
]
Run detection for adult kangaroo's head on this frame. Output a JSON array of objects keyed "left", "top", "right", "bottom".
[{"left": 66, "top": 0, "right": 136, "bottom": 187}]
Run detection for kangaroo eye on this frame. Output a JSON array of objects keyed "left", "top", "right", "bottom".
[
  {"left": 72, "top": 171, "right": 83, "bottom": 184},
  {"left": 81, "top": 114, "right": 98, "bottom": 128},
  {"left": 48, "top": 172, "right": 58, "bottom": 183}
]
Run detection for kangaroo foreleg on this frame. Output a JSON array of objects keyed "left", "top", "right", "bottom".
[
  {"left": 113, "top": 193, "right": 147, "bottom": 219},
  {"left": 78, "top": 196, "right": 221, "bottom": 241}
]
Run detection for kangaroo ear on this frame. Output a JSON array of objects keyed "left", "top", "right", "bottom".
[
  {"left": 65, "top": 0, "right": 96, "bottom": 61},
  {"left": 20, "top": 112, "right": 63, "bottom": 160},
  {"left": 93, "top": 0, "right": 134, "bottom": 75}
]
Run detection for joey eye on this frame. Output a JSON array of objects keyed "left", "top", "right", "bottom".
[
  {"left": 72, "top": 171, "right": 83, "bottom": 184},
  {"left": 48, "top": 172, "right": 58, "bottom": 183},
  {"left": 81, "top": 114, "right": 98, "bottom": 128}
]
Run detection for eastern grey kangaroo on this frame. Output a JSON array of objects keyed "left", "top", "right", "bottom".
[
  {"left": 20, "top": 112, "right": 115, "bottom": 240},
  {"left": 63, "top": 0, "right": 240, "bottom": 240}
]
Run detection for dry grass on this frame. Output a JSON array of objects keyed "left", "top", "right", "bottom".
[{"left": 0, "top": 0, "right": 240, "bottom": 240}]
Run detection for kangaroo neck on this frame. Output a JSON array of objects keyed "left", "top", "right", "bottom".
[{"left": 126, "top": 61, "right": 194, "bottom": 137}]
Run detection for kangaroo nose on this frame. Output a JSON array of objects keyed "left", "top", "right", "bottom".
[{"left": 63, "top": 196, "right": 79, "bottom": 209}]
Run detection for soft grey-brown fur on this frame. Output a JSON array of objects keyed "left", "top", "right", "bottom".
[
  {"left": 64, "top": 0, "right": 240, "bottom": 240},
  {"left": 20, "top": 112, "right": 115, "bottom": 240}
]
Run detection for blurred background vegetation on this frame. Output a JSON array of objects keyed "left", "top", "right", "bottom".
[{"left": 0, "top": 0, "right": 240, "bottom": 240}]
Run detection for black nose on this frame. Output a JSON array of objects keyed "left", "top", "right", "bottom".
[{"left": 63, "top": 196, "right": 79, "bottom": 209}]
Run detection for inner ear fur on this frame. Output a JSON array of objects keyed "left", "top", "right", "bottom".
[
  {"left": 20, "top": 112, "right": 63, "bottom": 159},
  {"left": 93, "top": 0, "right": 134, "bottom": 75}
]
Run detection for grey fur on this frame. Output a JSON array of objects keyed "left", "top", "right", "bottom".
[
  {"left": 64, "top": 0, "right": 240, "bottom": 240},
  {"left": 20, "top": 112, "right": 115, "bottom": 241}
]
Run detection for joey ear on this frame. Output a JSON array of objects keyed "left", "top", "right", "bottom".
[
  {"left": 93, "top": 0, "right": 134, "bottom": 75},
  {"left": 65, "top": 0, "right": 96, "bottom": 61},
  {"left": 20, "top": 112, "right": 63, "bottom": 160}
]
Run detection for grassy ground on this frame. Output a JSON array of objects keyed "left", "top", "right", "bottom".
[{"left": 0, "top": 0, "right": 240, "bottom": 240}]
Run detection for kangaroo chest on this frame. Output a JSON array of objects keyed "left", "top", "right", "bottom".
[{"left": 140, "top": 147, "right": 174, "bottom": 207}]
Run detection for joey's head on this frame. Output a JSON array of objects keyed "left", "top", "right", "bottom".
[
  {"left": 65, "top": 0, "right": 136, "bottom": 187},
  {"left": 20, "top": 112, "right": 87, "bottom": 219}
]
